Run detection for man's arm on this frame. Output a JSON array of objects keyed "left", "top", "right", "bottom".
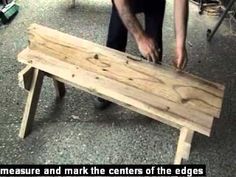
[
  {"left": 113, "top": 0, "right": 159, "bottom": 63},
  {"left": 174, "top": 0, "right": 189, "bottom": 69}
]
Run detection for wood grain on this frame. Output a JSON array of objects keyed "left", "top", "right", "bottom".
[
  {"left": 19, "top": 48, "right": 214, "bottom": 136},
  {"left": 17, "top": 24, "right": 225, "bottom": 136},
  {"left": 27, "top": 24, "right": 225, "bottom": 118}
]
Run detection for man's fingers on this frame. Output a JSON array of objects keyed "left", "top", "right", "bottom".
[
  {"left": 173, "top": 47, "right": 188, "bottom": 70},
  {"left": 154, "top": 50, "right": 160, "bottom": 63},
  {"left": 173, "top": 56, "right": 188, "bottom": 70},
  {"left": 177, "top": 59, "right": 182, "bottom": 68},
  {"left": 180, "top": 53, "right": 188, "bottom": 70},
  {"left": 154, "top": 50, "right": 159, "bottom": 58},
  {"left": 150, "top": 52, "right": 156, "bottom": 63},
  {"left": 146, "top": 54, "right": 152, "bottom": 62}
]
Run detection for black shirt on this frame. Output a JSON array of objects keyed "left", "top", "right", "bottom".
[{"left": 112, "top": 0, "right": 165, "bottom": 14}]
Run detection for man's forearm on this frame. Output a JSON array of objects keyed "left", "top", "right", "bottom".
[
  {"left": 174, "top": 0, "right": 189, "bottom": 49},
  {"left": 113, "top": 0, "right": 144, "bottom": 41}
]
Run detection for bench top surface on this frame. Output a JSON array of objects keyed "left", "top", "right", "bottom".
[{"left": 18, "top": 24, "right": 225, "bottom": 136}]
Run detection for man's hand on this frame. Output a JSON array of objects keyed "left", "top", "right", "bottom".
[
  {"left": 136, "top": 34, "right": 160, "bottom": 63},
  {"left": 113, "top": 0, "right": 160, "bottom": 64},
  {"left": 173, "top": 46, "right": 188, "bottom": 70}
]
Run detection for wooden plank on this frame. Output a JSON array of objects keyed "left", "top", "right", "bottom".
[
  {"left": 49, "top": 75, "right": 179, "bottom": 130},
  {"left": 18, "top": 66, "right": 34, "bottom": 91},
  {"left": 19, "top": 68, "right": 44, "bottom": 138},
  {"left": 18, "top": 48, "right": 215, "bottom": 136},
  {"left": 27, "top": 24, "right": 225, "bottom": 119},
  {"left": 174, "top": 127, "right": 194, "bottom": 164}
]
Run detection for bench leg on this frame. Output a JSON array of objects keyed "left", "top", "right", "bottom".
[
  {"left": 19, "top": 69, "right": 44, "bottom": 138},
  {"left": 53, "top": 80, "right": 66, "bottom": 98},
  {"left": 174, "top": 127, "right": 194, "bottom": 164}
]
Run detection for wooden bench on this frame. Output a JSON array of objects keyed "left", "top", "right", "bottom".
[{"left": 17, "top": 24, "right": 225, "bottom": 164}]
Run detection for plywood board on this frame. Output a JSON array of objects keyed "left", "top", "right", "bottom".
[
  {"left": 27, "top": 24, "right": 225, "bottom": 119},
  {"left": 18, "top": 48, "right": 217, "bottom": 136}
]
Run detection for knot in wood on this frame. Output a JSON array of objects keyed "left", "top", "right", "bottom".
[{"left": 94, "top": 54, "right": 99, "bottom": 60}]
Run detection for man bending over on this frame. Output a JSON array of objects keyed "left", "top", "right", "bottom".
[{"left": 95, "top": 0, "right": 189, "bottom": 109}]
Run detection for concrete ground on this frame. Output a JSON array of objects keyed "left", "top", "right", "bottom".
[{"left": 0, "top": 0, "right": 235, "bottom": 176}]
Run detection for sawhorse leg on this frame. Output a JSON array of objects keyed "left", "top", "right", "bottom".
[
  {"left": 174, "top": 127, "right": 194, "bottom": 164},
  {"left": 19, "top": 69, "right": 44, "bottom": 138},
  {"left": 19, "top": 68, "right": 66, "bottom": 138}
]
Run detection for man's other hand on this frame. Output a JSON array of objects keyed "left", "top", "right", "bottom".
[
  {"left": 136, "top": 34, "right": 160, "bottom": 63},
  {"left": 173, "top": 46, "right": 188, "bottom": 70}
]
